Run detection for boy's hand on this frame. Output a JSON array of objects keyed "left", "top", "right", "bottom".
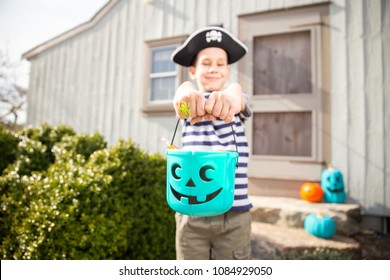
[
  {"left": 173, "top": 82, "right": 245, "bottom": 125},
  {"left": 205, "top": 91, "right": 242, "bottom": 123},
  {"left": 174, "top": 82, "right": 206, "bottom": 124},
  {"left": 205, "top": 83, "right": 245, "bottom": 123}
]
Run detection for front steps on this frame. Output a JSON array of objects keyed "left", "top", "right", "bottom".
[{"left": 249, "top": 196, "right": 362, "bottom": 259}]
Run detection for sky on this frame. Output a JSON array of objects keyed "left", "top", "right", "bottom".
[{"left": 0, "top": 0, "right": 109, "bottom": 88}]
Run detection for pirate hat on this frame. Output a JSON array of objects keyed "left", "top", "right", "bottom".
[{"left": 171, "top": 26, "right": 248, "bottom": 67}]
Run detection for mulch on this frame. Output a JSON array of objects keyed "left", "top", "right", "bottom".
[{"left": 351, "top": 229, "right": 390, "bottom": 260}]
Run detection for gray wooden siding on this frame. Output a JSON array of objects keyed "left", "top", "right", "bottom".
[
  {"left": 25, "top": 0, "right": 389, "bottom": 217},
  {"left": 330, "top": 0, "right": 389, "bottom": 216}
]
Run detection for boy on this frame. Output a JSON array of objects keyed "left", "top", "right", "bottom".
[{"left": 171, "top": 26, "right": 252, "bottom": 260}]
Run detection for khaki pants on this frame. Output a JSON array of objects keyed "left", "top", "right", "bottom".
[{"left": 175, "top": 211, "right": 252, "bottom": 260}]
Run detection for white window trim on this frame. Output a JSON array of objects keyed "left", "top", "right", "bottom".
[{"left": 143, "top": 35, "right": 188, "bottom": 115}]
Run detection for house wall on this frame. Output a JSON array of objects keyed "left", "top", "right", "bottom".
[
  {"left": 25, "top": 0, "right": 389, "bottom": 218},
  {"left": 329, "top": 0, "right": 389, "bottom": 217}
]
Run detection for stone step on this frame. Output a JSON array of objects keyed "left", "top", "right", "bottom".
[
  {"left": 249, "top": 196, "right": 361, "bottom": 236},
  {"left": 251, "top": 222, "right": 361, "bottom": 260}
]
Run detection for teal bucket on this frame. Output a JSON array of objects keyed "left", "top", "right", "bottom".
[{"left": 166, "top": 149, "right": 238, "bottom": 216}]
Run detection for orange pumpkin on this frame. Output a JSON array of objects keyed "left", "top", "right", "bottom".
[{"left": 300, "top": 183, "right": 324, "bottom": 202}]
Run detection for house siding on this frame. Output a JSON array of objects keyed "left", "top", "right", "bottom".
[
  {"left": 24, "top": 0, "right": 389, "bottom": 217},
  {"left": 330, "top": 0, "right": 389, "bottom": 216}
]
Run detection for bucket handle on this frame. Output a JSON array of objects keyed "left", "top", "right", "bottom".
[{"left": 170, "top": 118, "right": 239, "bottom": 168}]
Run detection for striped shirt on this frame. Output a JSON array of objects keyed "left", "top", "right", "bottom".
[{"left": 181, "top": 92, "right": 253, "bottom": 211}]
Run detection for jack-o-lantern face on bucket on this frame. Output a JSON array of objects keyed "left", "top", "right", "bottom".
[
  {"left": 170, "top": 163, "right": 222, "bottom": 204},
  {"left": 166, "top": 150, "right": 237, "bottom": 216}
]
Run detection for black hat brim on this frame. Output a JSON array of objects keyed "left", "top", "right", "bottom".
[{"left": 171, "top": 26, "right": 248, "bottom": 67}]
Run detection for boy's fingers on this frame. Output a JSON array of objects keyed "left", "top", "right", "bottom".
[
  {"left": 190, "top": 116, "right": 203, "bottom": 125},
  {"left": 174, "top": 103, "right": 183, "bottom": 119},
  {"left": 176, "top": 100, "right": 191, "bottom": 119},
  {"left": 177, "top": 91, "right": 241, "bottom": 122},
  {"left": 211, "top": 101, "right": 223, "bottom": 118},
  {"left": 219, "top": 104, "right": 229, "bottom": 120},
  {"left": 204, "top": 113, "right": 216, "bottom": 121},
  {"left": 224, "top": 109, "right": 235, "bottom": 123},
  {"left": 195, "top": 97, "right": 205, "bottom": 117},
  {"left": 205, "top": 94, "right": 216, "bottom": 114},
  {"left": 185, "top": 92, "right": 204, "bottom": 118}
]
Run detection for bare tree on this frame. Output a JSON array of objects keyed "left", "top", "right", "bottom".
[{"left": 0, "top": 49, "right": 27, "bottom": 127}]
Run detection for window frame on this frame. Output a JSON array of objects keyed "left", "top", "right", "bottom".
[
  {"left": 142, "top": 35, "right": 188, "bottom": 115},
  {"left": 238, "top": 4, "right": 330, "bottom": 181}
]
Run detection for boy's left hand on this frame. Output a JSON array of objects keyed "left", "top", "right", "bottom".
[{"left": 205, "top": 91, "right": 242, "bottom": 123}]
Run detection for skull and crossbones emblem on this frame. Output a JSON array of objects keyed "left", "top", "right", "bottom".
[{"left": 206, "top": 30, "right": 222, "bottom": 43}]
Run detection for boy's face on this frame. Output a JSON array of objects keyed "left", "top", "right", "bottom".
[{"left": 189, "top": 47, "right": 231, "bottom": 92}]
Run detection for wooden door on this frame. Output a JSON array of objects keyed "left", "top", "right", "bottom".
[{"left": 239, "top": 4, "right": 330, "bottom": 183}]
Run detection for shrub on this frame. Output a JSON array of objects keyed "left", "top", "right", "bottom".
[
  {"left": 0, "top": 124, "right": 175, "bottom": 260},
  {"left": 7, "top": 137, "right": 52, "bottom": 176},
  {"left": 19, "top": 122, "right": 76, "bottom": 153},
  {"left": 0, "top": 124, "right": 78, "bottom": 198},
  {"left": 0, "top": 127, "right": 20, "bottom": 175},
  {"left": 103, "top": 140, "right": 175, "bottom": 259},
  {"left": 1, "top": 123, "right": 76, "bottom": 177}
]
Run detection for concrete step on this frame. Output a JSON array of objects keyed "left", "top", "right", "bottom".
[
  {"left": 249, "top": 196, "right": 361, "bottom": 236},
  {"left": 251, "top": 222, "right": 361, "bottom": 259}
]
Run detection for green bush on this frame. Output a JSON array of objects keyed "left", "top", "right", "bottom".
[
  {"left": 20, "top": 122, "right": 76, "bottom": 153},
  {"left": 17, "top": 123, "right": 76, "bottom": 173},
  {"left": 1, "top": 123, "right": 76, "bottom": 177},
  {"left": 0, "top": 123, "right": 175, "bottom": 260},
  {"left": 0, "top": 127, "right": 20, "bottom": 175}
]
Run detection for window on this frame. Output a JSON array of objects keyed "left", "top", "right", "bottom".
[
  {"left": 143, "top": 36, "right": 187, "bottom": 114},
  {"left": 239, "top": 4, "right": 330, "bottom": 182},
  {"left": 150, "top": 46, "right": 177, "bottom": 101}
]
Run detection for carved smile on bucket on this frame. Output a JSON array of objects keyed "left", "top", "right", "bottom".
[{"left": 170, "top": 185, "right": 222, "bottom": 205}]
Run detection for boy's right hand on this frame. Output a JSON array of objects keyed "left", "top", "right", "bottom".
[{"left": 174, "top": 82, "right": 211, "bottom": 125}]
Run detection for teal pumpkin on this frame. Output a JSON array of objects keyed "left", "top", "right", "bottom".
[
  {"left": 320, "top": 165, "right": 346, "bottom": 203},
  {"left": 304, "top": 212, "right": 336, "bottom": 239}
]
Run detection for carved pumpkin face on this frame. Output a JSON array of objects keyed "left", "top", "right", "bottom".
[
  {"left": 300, "top": 183, "right": 324, "bottom": 203},
  {"left": 166, "top": 150, "right": 237, "bottom": 216},
  {"left": 321, "top": 167, "right": 346, "bottom": 203}
]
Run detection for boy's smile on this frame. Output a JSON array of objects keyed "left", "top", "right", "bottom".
[{"left": 189, "top": 47, "right": 231, "bottom": 92}]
